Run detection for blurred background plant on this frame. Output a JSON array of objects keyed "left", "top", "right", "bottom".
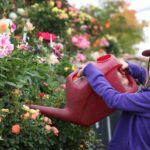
[{"left": 0, "top": 0, "right": 147, "bottom": 149}]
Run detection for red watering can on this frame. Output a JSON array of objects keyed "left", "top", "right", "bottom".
[{"left": 30, "top": 54, "right": 138, "bottom": 127}]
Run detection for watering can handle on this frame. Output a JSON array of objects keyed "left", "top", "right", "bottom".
[
  {"left": 117, "top": 66, "right": 137, "bottom": 92},
  {"left": 71, "top": 71, "right": 87, "bottom": 90}
]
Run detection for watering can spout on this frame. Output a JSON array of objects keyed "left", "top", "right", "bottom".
[{"left": 30, "top": 105, "right": 71, "bottom": 121}]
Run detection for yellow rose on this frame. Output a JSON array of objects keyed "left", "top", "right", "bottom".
[
  {"left": 66, "top": 28, "right": 73, "bottom": 35},
  {"left": 48, "top": 1, "right": 54, "bottom": 7},
  {"left": 1, "top": 109, "right": 9, "bottom": 113},
  {"left": 30, "top": 109, "right": 39, "bottom": 114},
  {"left": 64, "top": 67, "right": 69, "bottom": 71},
  {"left": 52, "top": 7, "right": 60, "bottom": 13},
  {"left": 71, "top": 65, "right": 76, "bottom": 71},
  {"left": 69, "top": 11, "right": 77, "bottom": 17},
  {"left": 31, "top": 3, "right": 39, "bottom": 9},
  {"left": 59, "top": 12, "right": 69, "bottom": 19}
]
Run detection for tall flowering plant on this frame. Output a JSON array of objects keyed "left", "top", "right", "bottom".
[
  {"left": 0, "top": 17, "right": 63, "bottom": 148},
  {"left": 0, "top": 16, "right": 98, "bottom": 149}
]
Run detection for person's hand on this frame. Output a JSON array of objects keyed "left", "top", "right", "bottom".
[
  {"left": 122, "top": 53, "right": 136, "bottom": 61},
  {"left": 77, "top": 64, "right": 86, "bottom": 78},
  {"left": 118, "top": 58, "right": 129, "bottom": 70}
]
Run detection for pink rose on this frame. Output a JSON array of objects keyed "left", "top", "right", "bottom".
[
  {"left": 56, "top": 1, "right": 62, "bottom": 8},
  {"left": 51, "top": 127, "right": 59, "bottom": 136},
  {"left": 71, "top": 35, "right": 90, "bottom": 49},
  {"left": 76, "top": 53, "right": 86, "bottom": 62}
]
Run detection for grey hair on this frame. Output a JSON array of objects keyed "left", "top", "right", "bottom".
[{"left": 144, "top": 57, "right": 150, "bottom": 88}]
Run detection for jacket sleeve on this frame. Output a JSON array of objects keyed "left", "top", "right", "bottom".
[
  {"left": 83, "top": 63, "right": 150, "bottom": 113},
  {"left": 128, "top": 62, "right": 147, "bottom": 85}
]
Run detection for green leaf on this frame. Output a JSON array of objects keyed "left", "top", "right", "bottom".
[
  {"left": 26, "top": 72, "right": 43, "bottom": 79},
  {"left": 5, "top": 82, "right": 17, "bottom": 87},
  {"left": 15, "top": 84, "right": 23, "bottom": 89},
  {"left": 0, "top": 66, "right": 9, "bottom": 71},
  {"left": 25, "top": 76, "right": 32, "bottom": 85},
  {"left": 0, "top": 74, "right": 7, "bottom": 79}
]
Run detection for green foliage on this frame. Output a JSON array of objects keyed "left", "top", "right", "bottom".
[
  {"left": 80, "top": 0, "right": 146, "bottom": 55},
  {"left": 28, "top": 1, "right": 69, "bottom": 36},
  {"left": 0, "top": 47, "right": 98, "bottom": 149},
  {"left": 0, "top": 25, "right": 98, "bottom": 150},
  {"left": 54, "top": 55, "right": 73, "bottom": 77},
  {"left": 0, "top": 0, "right": 13, "bottom": 18}
]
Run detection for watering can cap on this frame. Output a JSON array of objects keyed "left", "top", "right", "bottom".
[{"left": 142, "top": 49, "right": 150, "bottom": 57}]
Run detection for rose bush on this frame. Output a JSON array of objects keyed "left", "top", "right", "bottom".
[{"left": 0, "top": 13, "right": 99, "bottom": 150}]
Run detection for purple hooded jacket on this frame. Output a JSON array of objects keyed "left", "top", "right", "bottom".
[{"left": 83, "top": 62, "right": 150, "bottom": 150}]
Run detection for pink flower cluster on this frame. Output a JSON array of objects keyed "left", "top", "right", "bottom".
[
  {"left": 71, "top": 35, "right": 90, "bottom": 49},
  {"left": 0, "top": 33, "right": 14, "bottom": 58},
  {"left": 100, "top": 38, "right": 109, "bottom": 47},
  {"left": 76, "top": 53, "right": 86, "bottom": 62}
]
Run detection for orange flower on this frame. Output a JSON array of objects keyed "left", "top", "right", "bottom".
[
  {"left": 105, "top": 21, "right": 111, "bottom": 28},
  {"left": 90, "top": 17, "right": 95, "bottom": 23},
  {"left": 12, "top": 89, "right": 22, "bottom": 96},
  {"left": 44, "top": 117, "right": 52, "bottom": 124},
  {"left": 12, "top": 124, "right": 21, "bottom": 135},
  {"left": 51, "top": 127, "right": 59, "bottom": 136},
  {"left": 45, "top": 125, "right": 51, "bottom": 131},
  {"left": 31, "top": 112, "right": 39, "bottom": 120},
  {"left": 84, "top": 33, "right": 91, "bottom": 39},
  {"left": 93, "top": 39, "right": 100, "bottom": 48},
  {"left": 21, "top": 112, "right": 30, "bottom": 120},
  {"left": 0, "top": 23, "right": 7, "bottom": 31},
  {"left": 99, "top": 49, "right": 105, "bottom": 53},
  {"left": 14, "top": 35, "right": 22, "bottom": 41},
  {"left": 63, "top": 8, "right": 67, "bottom": 12},
  {"left": 0, "top": 18, "right": 13, "bottom": 34}
]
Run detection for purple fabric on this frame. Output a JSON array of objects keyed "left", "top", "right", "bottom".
[{"left": 83, "top": 62, "right": 150, "bottom": 150}]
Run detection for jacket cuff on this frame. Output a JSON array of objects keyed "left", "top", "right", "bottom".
[{"left": 83, "top": 63, "right": 103, "bottom": 77}]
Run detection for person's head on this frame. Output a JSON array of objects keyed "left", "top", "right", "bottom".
[{"left": 142, "top": 49, "right": 150, "bottom": 88}]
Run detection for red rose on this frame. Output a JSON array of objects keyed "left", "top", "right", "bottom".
[
  {"left": 37, "top": 32, "right": 56, "bottom": 43},
  {"left": 38, "top": 92, "right": 45, "bottom": 97}
]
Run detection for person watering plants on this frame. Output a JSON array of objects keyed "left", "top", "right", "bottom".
[{"left": 77, "top": 50, "right": 150, "bottom": 150}]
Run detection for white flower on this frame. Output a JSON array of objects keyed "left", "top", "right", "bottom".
[
  {"left": 0, "top": 136, "right": 4, "bottom": 141},
  {"left": 9, "top": 12, "right": 18, "bottom": 21},
  {"left": 47, "top": 53, "right": 59, "bottom": 65},
  {"left": 17, "top": 8, "right": 25, "bottom": 16},
  {"left": 90, "top": 52, "right": 100, "bottom": 60},
  {"left": 106, "top": 34, "right": 117, "bottom": 42},
  {"left": 24, "top": 19, "right": 35, "bottom": 32},
  {"left": 22, "top": 105, "right": 30, "bottom": 111}
]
